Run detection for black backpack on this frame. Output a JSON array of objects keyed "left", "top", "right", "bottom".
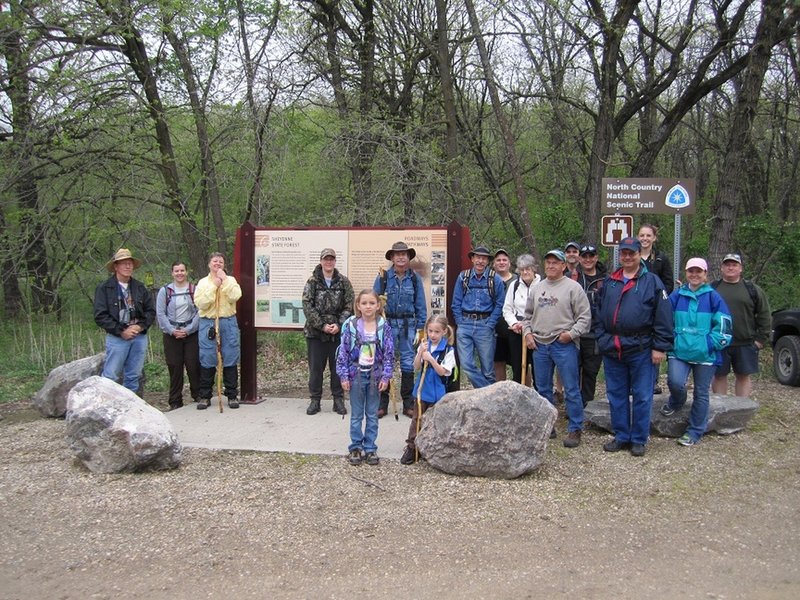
[
  {"left": 436, "top": 345, "right": 459, "bottom": 392},
  {"left": 460, "top": 268, "right": 497, "bottom": 300}
]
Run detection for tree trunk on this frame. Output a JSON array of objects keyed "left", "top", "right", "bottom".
[
  {"left": 103, "top": 3, "right": 207, "bottom": 273},
  {"left": 708, "top": 0, "right": 794, "bottom": 272},
  {"left": 463, "top": 0, "right": 538, "bottom": 257},
  {"left": 434, "top": 0, "right": 463, "bottom": 206},
  {"left": 162, "top": 16, "right": 227, "bottom": 255},
  {"left": 2, "top": 0, "right": 58, "bottom": 313}
]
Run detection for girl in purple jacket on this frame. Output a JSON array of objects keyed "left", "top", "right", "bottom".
[{"left": 336, "top": 289, "right": 394, "bottom": 466}]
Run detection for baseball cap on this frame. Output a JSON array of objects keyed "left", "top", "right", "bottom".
[
  {"left": 493, "top": 248, "right": 510, "bottom": 258},
  {"left": 722, "top": 253, "right": 742, "bottom": 264},
  {"left": 564, "top": 241, "right": 580, "bottom": 251},
  {"left": 544, "top": 249, "right": 566, "bottom": 262},
  {"left": 618, "top": 237, "right": 641, "bottom": 252},
  {"left": 685, "top": 257, "right": 708, "bottom": 271},
  {"left": 320, "top": 248, "right": 336, "bottom": 259},
  {"left": 579, "top": 244, "right": 597, "bottom": 256}
]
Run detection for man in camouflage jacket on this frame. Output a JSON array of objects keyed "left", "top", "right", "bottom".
[{"left": 302, "top": 248, "right": 355, "bottom": 415}]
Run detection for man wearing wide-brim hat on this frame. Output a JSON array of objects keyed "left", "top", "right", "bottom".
[
  {"left": 94, "top": 248, "right": 156, "bottom": 395},
  {"left": 451, "top": 245, "right": 506, "bottom": 388},
  {"left": 373, "top": 241, "right": 427, "bottom": 417}
]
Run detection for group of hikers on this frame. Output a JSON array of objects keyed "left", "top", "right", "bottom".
[{"left": 93, "top": 224, "right": 771, "bottom": 466}]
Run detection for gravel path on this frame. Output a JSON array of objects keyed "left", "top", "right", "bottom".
[{"left": 1, "top": 382, "right": 799, "bottom": 599}]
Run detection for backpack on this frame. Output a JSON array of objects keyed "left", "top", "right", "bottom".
[
  {"left": 340, "top": 316, "right": 386, "bottom": 361},
  {"left": 711, "top": 279, "right": 761, "bottom": 314},
  {"left": 461, "top": 268, "right": 497, "bottom": 300},
  {"left": 165, "top": 283, "right": 195, "bottom": 307},
  {"left": 435, "top": 345, "right": 459, "bottom": 392}
]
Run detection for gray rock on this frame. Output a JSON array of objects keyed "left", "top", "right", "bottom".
[
  {"left": 32, "top": 353, "right": 105, "bottom": 418},
  {"left": 585, "top": 394, "right": 759, "bottom": 437},
  {"left": 66, "top": 376, "right": 182, "bottom": 473},
  {"left": 415, "top": 380, "right": 557, "bottom": 479}
]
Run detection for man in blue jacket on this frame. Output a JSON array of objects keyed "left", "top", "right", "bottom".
[
  {"left": 374, "top": 241, "right": 427, "bottom": 417},
  {"left": 593, "top": 237, "right": 673, "bottom": 456},
  {"left": 451, "top": 246, "right": 506, "bottom": 388}
]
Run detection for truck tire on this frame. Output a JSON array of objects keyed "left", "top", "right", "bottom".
[{"left": 773, "top": 335, "right": 800, "bottom": 387}]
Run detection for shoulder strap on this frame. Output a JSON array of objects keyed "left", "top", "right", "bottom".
[
  {"left": 743, "top": 279, "right": 760, "bottom": 313},
  {"left": 513, "top": 278, "right": 521, "bottom": 296},
  {"left": 712, "top": 279, "right": 760, "bottom": 312},
  {"left": 165, "top": 283, "right": 195, "bottom": 307}
]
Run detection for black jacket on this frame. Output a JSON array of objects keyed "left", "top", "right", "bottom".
[
  {"left": 94, "top": 276, "right": 156, "bottom": 337},
  {"left": 643, "top": 249, "right": 674, "bottom": 292}
]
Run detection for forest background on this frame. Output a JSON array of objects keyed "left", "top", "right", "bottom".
[{"left": 1, "top": 0, "right": 799, "bottom": 399}]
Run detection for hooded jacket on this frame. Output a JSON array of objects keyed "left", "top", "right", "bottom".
[{"left": 669, "top": 283, "right": 733, "bottom": 365}]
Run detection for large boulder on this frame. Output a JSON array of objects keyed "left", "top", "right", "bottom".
[
  {"left": 66, "top": 376, "right": 182, "bottom": 473},
  {"left": 415, "top": 380, "right": 557, "bottom": 479},
  {"left": 32, "top": 353, "right": 105, "bottom": 418},
  {"left": 584, "top": 394, "right": 759, "bottom": 437}
]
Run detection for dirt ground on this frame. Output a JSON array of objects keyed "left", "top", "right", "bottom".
[{"left": 1, "top": 378, "right": 799, "bottom": 599}]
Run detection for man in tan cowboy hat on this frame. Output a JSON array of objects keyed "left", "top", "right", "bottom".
[
  {"left": 94, "top": 248, "right": 156, "bottom": 395},
  {"left": 373, "top": 241, "right": 427, "bottom": 417}
]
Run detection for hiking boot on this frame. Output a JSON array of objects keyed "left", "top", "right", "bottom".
[
  {"left": 563, "top": 430, "right": 581, "bottom": 448},
  {"left": 603, "top": 439, "right": 630, "bottom": 452},
  {"left": 550, "top": 428, "right": 557, "bottom": 439},
  {"left": 197, "top": 399, "right": 210, "bottom": 410},
  {"left": 630, "top": 443, "right": 646, "bottom": 457},
  {"left": 677, "top": 434, "right": 697, "bottom": 447},
  {"left": 403, "top": 408, "right": 414, "bottom": 419},
  {"left": 659, "top": 403, "right": 675, "bottom": 417},
  {"left": 364, "top": 452, "right": 380, "bottom": 466},
  {"left": 653, "top": 387, "right": 663, "bottom": 395},
  {"left": 377, "top": 408, "right": 387, "bottom": 419},
  {"left": 348, "top": 449, "right": 363, "bottom": 466},
  {"left": 333, "top": 397, "right": 347, "bottom": 415},
  {"left": 169, "top": 402, "right": 183, "bottom": 411},
  {"left": 306, "top": 399, "right": 321, "bottom": 415},
  {"left": 400, "top": 446, "right": 417, "bottom": 465},
  {"left": 228, "top": 397, "right": 240, "bottom": 409}
]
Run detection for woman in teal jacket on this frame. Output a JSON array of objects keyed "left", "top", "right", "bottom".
[{"left": 660, "top": 258, "right": 733, "bottom": 446}]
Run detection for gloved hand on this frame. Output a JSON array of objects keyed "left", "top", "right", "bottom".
[{"left": 414, "top": 329, "right": 424, "bottom": 346}]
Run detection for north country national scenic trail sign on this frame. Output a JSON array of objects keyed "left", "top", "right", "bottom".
[{"left": 601, "top": 178, "right": 696, "bottom": 215}]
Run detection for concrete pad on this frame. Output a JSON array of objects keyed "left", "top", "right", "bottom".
[{"left": 165, "top": 397, "right": 413, "bottom": 459}]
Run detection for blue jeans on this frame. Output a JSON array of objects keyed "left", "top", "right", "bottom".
[
  {"left": 102, "top": 332, "right": 148, "bottom": 393},
  {"left": 389, "top": 318, "right": 416, "bottom": 373},
  {"left": 348, "top": 370, "right": 380, "bottom": 453},
  {"left": 603, "top": 349, "right": 654, "bottom": 445},
  {"left": 456, "top": 319, "right": 496, "bottom": 388},
  {"left": 533, "top": 341, "right": 583, "bottom": 431},
  {"left": 199, "top": 317, "right": 240, "bottom": 368},
  {"left": 666, "top": 358, "right": 715, "bottom": 442}
]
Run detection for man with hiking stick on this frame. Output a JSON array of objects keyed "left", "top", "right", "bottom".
[{"left": 195, "top": 253, "right": 242, "bottom": 410}]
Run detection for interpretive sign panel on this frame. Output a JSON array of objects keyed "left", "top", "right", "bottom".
[{"left": 253, "top": 228, "right": 451, "bottom": 328}]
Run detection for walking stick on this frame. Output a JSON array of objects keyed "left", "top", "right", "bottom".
[
  {"left": 520, "top": 331, "right": 528, "bottom": 386},
  {"left": 390, "top": 365, "right": 400, "bottom": 420},
  {"left": 215, "top": 286, "right": 223, "bottom": 413},
  {"left": 415, "top": 360, "right": 428, "bottom": 463}
]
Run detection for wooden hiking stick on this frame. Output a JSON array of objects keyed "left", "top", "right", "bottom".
[
  {"left": 390, "top": 365, "right": 400, "bottom": 420},
  {"left": 215, "top": 286, "right": 223, "bottom": 413},
  {"left": 520, "top": 332, "right": 528, "bottom": 386},
  {"left": 415, "top": 357, "right": 429, "bottom": 463}
]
